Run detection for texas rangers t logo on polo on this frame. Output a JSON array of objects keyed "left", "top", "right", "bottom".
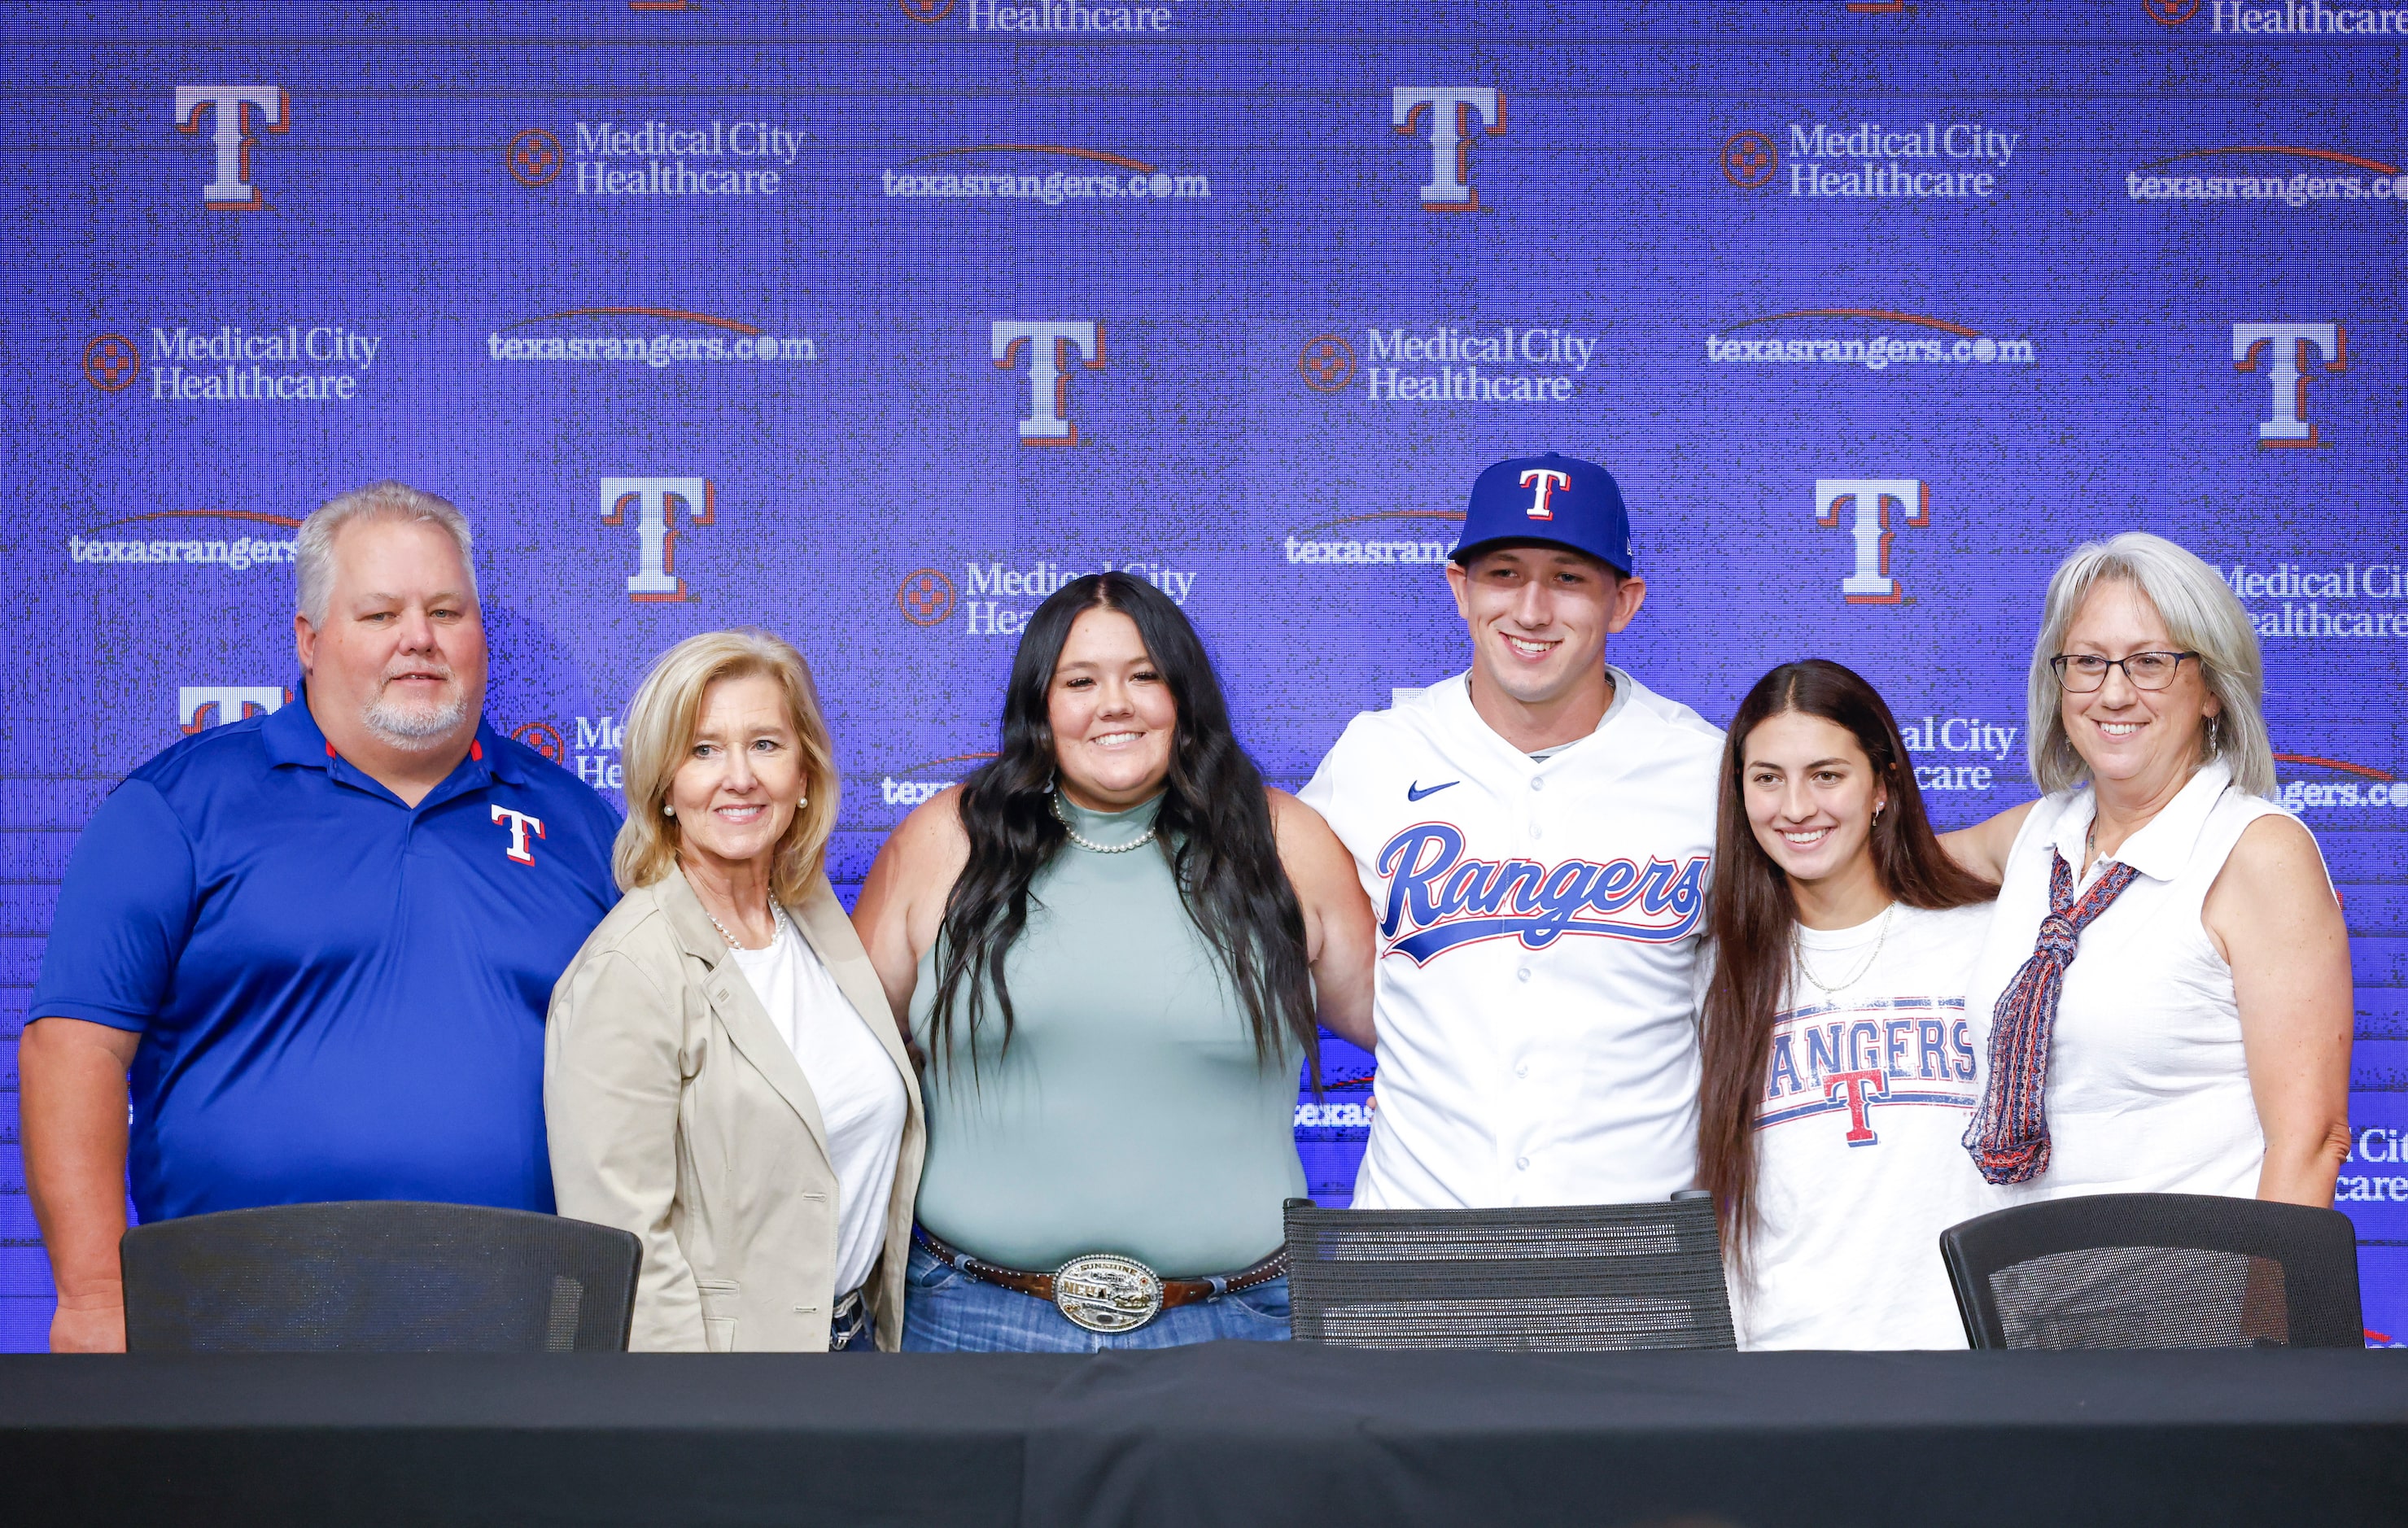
[
  {"left": 491, "top": 805, "right": 546, "bottom": 865},
  {"left": 1519, "top": 466, "right": 1571, "bottom": 520}
]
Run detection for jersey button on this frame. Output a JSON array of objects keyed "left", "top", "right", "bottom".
[
  {"left": 1530, "top": 777, "right": 1545, "bottom": 791},
  {"left": 1528, "top": 823, "right": 1544, "bottom": 839},
  {"left": 1515, "top": 1156, "right": 1531, "bottom": 1171},
  {"left": 1516, "top": 967, "right": 1532, "bottom": 982},
  {"left": 1515, "top": 1063, "right": 1530, "bottom": 1079}
]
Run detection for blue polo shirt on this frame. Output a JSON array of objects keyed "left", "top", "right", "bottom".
[{"left": 29, "top": 694, "right": 620, "bottom": 1221}]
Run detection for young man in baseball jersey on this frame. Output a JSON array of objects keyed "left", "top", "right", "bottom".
[{"left": 1299, "top": 452, "right": 1722, "bottom": 1209}]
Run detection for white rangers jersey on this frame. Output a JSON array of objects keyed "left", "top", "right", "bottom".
[{"left": 1299, "top": 667, "right": 1723, "bottom": 1210}]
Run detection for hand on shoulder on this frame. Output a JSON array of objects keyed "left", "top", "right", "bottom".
[{"left": 1938, "top": 799, "right": 2036, "bottom": 884}]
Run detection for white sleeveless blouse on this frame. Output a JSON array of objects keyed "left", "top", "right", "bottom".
[{"left": 1962, "top": 759, "right": 2300, "bottom": 1203}]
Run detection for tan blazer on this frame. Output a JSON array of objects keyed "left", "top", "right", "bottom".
[{"left": 544, "top": 871, "right": 925, "bottom": 1351}]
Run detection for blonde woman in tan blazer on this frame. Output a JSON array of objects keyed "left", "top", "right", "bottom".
[{"left": 547, "top": 630, "right": 924, "bottom": 1351}]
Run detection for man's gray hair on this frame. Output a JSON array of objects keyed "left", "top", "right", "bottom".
[
  {"left": 2026, "top": 531, "right": 2275, "bottom": 797},
  {"left": 295, "top": 481, "right": 477, "bottom": 626}
]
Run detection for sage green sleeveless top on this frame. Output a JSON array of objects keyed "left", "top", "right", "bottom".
[{"left": 909, "top": 794, "right": 1306, "bottom": 1277}]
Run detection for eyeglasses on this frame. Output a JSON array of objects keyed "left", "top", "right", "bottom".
[{"left": 2048, "top": 651, "right": 2199, "bottom": 692}]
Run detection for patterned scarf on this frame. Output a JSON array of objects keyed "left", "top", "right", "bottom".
[{"left": 1963, "top": 846, "right": 2142, "bottom": 1185}]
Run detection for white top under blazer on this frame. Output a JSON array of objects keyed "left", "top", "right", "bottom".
[{"left": 1961, "top": 759, "right": 2306, "bottom": 1203}]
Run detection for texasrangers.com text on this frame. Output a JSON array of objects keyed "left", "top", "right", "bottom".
[
  {"left": 487, "top": 334, "right": 816, "bottom": 366},
  {"left": 881, "top": 169, "right": 1208, "bottom": 205},
  {"left": 2128, "top": 171, "right": 2408, "bottom": 205}
]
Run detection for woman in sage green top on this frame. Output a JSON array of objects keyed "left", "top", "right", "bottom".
[{"left": 854, "top": 572, "right": 1375, "bottom": 1351}]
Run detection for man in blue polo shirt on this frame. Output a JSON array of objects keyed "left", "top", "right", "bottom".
[{"left": 22, "top": 481, "right": 619, "bottom": 1351}]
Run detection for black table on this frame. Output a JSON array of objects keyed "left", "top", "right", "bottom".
[{"left": 4, "top": 1346, "right": 2403, "bottom": 1527}]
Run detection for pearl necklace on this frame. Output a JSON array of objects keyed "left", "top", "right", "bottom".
[
  {"left": 703, "top": 892, "right": 789, "bottom": 951},
  {"left": 1795, "top": 902, "right": 1894, "bottom": 997},
  {"left": 1050, "top": 789, "right": 1158, "bottom": 853}
]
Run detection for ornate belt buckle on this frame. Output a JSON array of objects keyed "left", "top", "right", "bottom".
[{"left": 1052, "top": 1252, "right": 1164, "bottom": 1334}]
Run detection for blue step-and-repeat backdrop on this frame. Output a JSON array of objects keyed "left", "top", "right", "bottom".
[{"left": 2, "top": 1, "right": 2401, "bottom": 1350}]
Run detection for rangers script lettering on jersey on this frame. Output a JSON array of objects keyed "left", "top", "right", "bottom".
[{"left": 1300, "top": 668, "right": 1722, "bottom": 1210}]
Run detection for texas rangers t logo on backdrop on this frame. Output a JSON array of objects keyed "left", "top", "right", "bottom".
[
  {"left": 991, "top": 321, "right": 1105, "bottom": 444},
  {"left": 490, "top": 805, "right": 545, "bottom": 866},
  {"left": 1815, "top": 478, "right": 1928, "bottom": 604},
  {"left": 601, "top": 477, "right": 713, "bottom": 602},
  {"left": 1391, "top": 88, "right": 1505, "bottom": 210},
  {"left": 174, "top": 86, "right": 287, "bottom": 209},
  {"left": 177, "top": 685, "right": 287, "bottom": 733},
  {"left": 1519, "top": 467, "right": 1570, "bottom": 520},
  {"left": 2231, "top": 323, "right": 2346, "bottom": 447}
]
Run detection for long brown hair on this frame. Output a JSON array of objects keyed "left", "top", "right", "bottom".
[{"left": 1698, "top": 659, "right": 1996, "bottom": 1266}]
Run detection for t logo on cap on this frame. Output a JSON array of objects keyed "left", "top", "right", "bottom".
[{"left": 1519, "top": 467, "right": 1571, "bottom": 521}]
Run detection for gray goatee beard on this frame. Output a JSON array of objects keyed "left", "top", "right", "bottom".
[{"left": 361, "top": 686, "right": 470, "bottom": 750}]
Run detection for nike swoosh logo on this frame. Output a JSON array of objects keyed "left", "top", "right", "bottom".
[{"left": 1406, "top": 779, "right": 1460, "bottom": 801}]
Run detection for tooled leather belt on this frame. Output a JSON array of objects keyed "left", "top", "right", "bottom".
[{"left": 912, "top": 1225, "right": 1287, "bottom": 1335}]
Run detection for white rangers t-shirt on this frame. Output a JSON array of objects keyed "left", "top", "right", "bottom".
[
  {"left": 1734, "top": 901, "right": 1999, "bottom": 1350},
  {"left": 1300, "top": 667, "right": 1722, "bottom": 1210}
]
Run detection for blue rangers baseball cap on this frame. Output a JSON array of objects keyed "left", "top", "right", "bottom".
[{"left": 1451, "top": 452, "right": 1634, "bottom": 575}]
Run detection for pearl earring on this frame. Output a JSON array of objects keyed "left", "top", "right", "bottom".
[{"left": 662, "top": 803, "right": 675, "bottom": 818}]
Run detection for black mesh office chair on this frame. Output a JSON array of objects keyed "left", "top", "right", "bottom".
[
  {"left": 1939, "top": 1192, "right": 2364, "bottom": 1350},
  {"left": 1283, "top": 1194, "right": 1736, "bottom": 1351},
  {"left": 121, "top": 1200, "right": 642, "bottom": 1352}
]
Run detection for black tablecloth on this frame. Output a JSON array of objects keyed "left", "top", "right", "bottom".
[{"left": 3, "top": 1345, "right": 2404, "bottom": 1527}]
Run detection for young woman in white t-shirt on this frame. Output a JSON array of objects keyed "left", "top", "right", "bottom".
[{"left": 1698, "top": 659, "right": 2001, "bottom": 1349}]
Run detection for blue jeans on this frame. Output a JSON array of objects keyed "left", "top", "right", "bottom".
[{"left": 901, "top": 1242, "right": 1291, "bottom": 1351}]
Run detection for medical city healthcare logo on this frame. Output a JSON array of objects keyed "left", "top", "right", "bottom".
[
  {"left": 487, "top": 308, "right": 817, "bottom": 370},
  {"left": 2150, "top": 0, "right": 2408, "bottom": 35},
  {"left": 902, "top": 557, "right": 1196, "bottom": 636},
  {"left": 85, "top": 324, "right": 387, "bottom": 403},
  {"left": 1300, "top": 323, "right": 1597, "bottom": 404},
  {"left": 509, "top": 119, "right": 806, "bottom": 198},
  {"left": 2231, "top": 323, "right": 2348, "bottom": 446},
  {"left": 174, "top": 86, "right": 286, "bottom": 209},
  {"left": 898, "top": 569, "right": 957, "bottom": 625},
  {"left": 2222, "top": 557, "right": 2408, "bottom": 640},
  {"left": 1392, "top": 89, "right": 1506, "bottom": 210},
  {"left": 1707, "top": 310, "right": 2037, "bottom": 370},
  {"left": 2126, "top": 145, "right": 2408, "bottom": 207},
  {"left": 1721, "top": 119, "right": 2021, "bottom": 199},
  {"left": 881, "top": 142, "right": 1208, "bottom": 208},
  {"left": 68, "top": 509, "right": 302, "bottom": 572},
  {"left": 1814, "top": 478, "right": 1931, "bottom": 604},
  {"left": 899, "top": 0, "right": 1178, "bottom": 32}
]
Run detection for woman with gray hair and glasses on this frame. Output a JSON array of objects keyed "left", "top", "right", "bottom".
[{"left": 1943, "top": 532, "right": 2351, "bottom": 1211}]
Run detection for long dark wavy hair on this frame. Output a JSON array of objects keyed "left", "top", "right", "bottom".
[
  {"left": 1698, "top": 659, "right": 1997, "bottom": 1267},
  {"left": 925, "top": 572, "right": 1319, "bottom": 1085}
]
